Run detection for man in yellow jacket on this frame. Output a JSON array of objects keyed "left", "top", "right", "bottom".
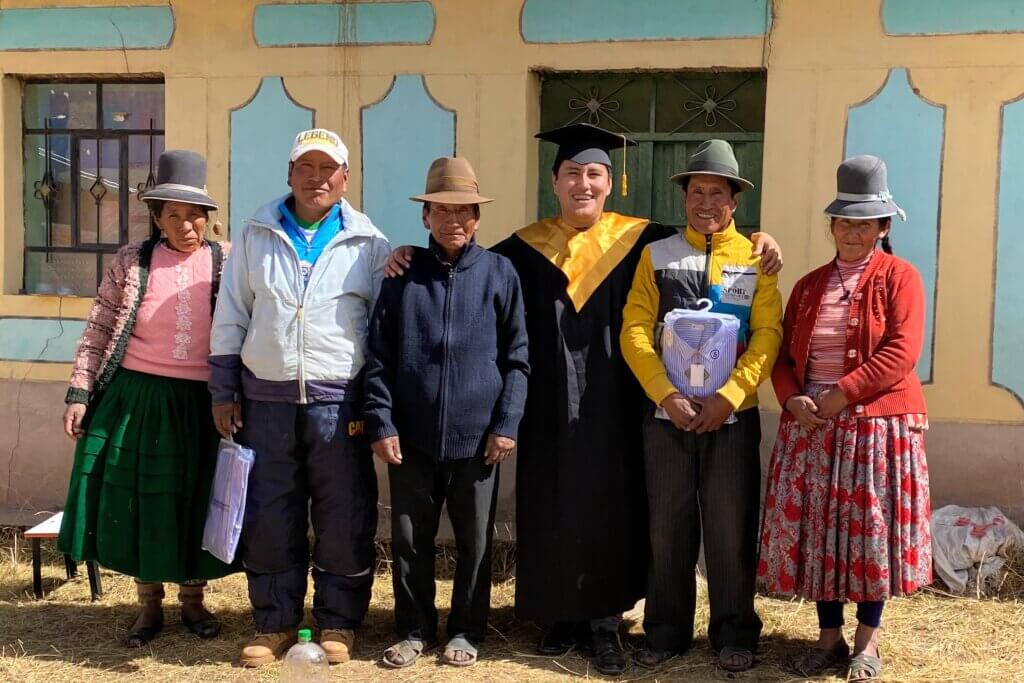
[{"left": 621, "top": 140, "right": 783, "bottom": 673}]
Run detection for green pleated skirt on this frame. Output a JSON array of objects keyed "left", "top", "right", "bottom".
[{"left": 57, "top": 368, "right": 234, "bottom": 583}]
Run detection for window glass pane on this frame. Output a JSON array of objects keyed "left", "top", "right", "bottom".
[
  {"left": 78, "top": 138, "right": 121, "bottom": 245},
  {"left": 103, "top": 83, "right": 165, "bottom": 130},
  {"left": 23, "top": 134, "right": 73, "bottom": 247},
  {"left": 128, "top": 134, "right": 165, "bottom": 242},
  {"left": 24, "top": 251, "right": 98, "bottom": 297},
  {"left": 24, "top": 83, "right": 97, "bottom": 129}
]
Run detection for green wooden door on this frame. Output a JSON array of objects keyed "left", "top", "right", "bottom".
[{"left": 538, "top": 72, "right": 766, "bottom": 233}]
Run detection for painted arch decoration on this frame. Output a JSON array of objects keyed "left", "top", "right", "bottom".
[
  {"left": 229, "top": 78, "right": 314, "bottom": 236},
  {"left": 520, "top": 0, "right": 770, "bottom": 43},
  {"left": 992, "top": 96, "right": 1024, "bottom": 404},
  {"left": 361, "top": 75, "right": 455, "bottom": 247},
  {"left": 844, "top": 68, "right": 943, "bottom": 382},
  {"left": 883, "top": 0, "right": 1024, "bottom": 35},
  {"left": 0, "top": 6, "right": 173, "bottom": 50},
  {"left": 254, "top": 1, "right": 435, "bottom": 46}
]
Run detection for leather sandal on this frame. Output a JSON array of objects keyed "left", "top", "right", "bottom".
[
  {"left": 635, "top": 646, "right": 677, "bottom": 668},
  {"left": 792, "top": 640, "right": 849, "bottom": 676},
  {"left": 382, "top": 637, "right": 437, "bottom": 668},
  {"left": 178, "top": 583, "right": 221, "bottom": 639},
  {"left": 124, "top": 582, "right": 164, "bottom": 648},
  {"left": 848, "top": 649, "right": 883, "bottom": 681},
  {"left": 718, "top": 645, "right": 755, "bottom": 672},
  {"left": 441, "top": 634, "right": 478, "bottom": 667}
]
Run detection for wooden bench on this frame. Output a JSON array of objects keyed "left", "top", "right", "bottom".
[{"left": 23, "top": 512, "right": 103, "bottom": 601}]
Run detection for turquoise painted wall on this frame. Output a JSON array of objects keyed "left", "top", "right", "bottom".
[
  {"left": 521, "top": 0, "right": 769, "bottom": 42},
  {"left": 254, "top": 2, "right": 434, "bottom": 46},
  {"left": 992, "top": 97, "right": 1024, "bottom": 403},
  {"left": 361, "top": 76, "right": 455, "bottom": 248},
  {"left": 0, "top": 318, "right": 84, "bottom": 362},
  {"left": 845, "top": 68, "right": 942, "bottom": 382},
  {"left": 229, "top": 78, "right": 314, "bottom": 235},
  {"left": 0, "top": 7, "right": 173, "bottom": 50},
  {"left": 884, "top": 0, "right": 1024, "bottom": 35}
]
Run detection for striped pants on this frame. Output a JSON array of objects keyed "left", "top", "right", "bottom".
[{"left": 641, "top": 407, "right": 763, "bottom": 653}]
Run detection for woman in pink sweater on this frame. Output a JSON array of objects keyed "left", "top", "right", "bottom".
[
  {"left": 58, "top": 151, "right": 233, "bottom": 647},
  {"left": 758, "top": 156, "right": 931, "bottom": 682}
]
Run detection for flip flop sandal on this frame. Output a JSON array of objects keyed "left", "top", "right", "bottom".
[
  {"left": 441, "top": 635, "right": 478, "bottom": 667},
  {"left": 848, "top": 651, "right": 883, "bottom": 681},
  {"left": 791, "top": 641, "right": 850, "bottom": 676},
  {"left": 718, "top": 645, "right": 755, "bottom": 672},
  {"left": 382, "top": 638, "right": 436, "bottom": 668}
]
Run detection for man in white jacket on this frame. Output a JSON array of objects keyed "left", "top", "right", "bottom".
[{"left": 209, "top": 128, "right": 390, "bottom": 667}]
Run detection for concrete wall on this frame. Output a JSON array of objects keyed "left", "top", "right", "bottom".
[{"left": 0, "top": 0, "right": 1021, "bottom": 525}]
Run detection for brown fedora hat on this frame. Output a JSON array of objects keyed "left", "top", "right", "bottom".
[{"left": 410, "top": 156, "right": 493, "bottom": 205}]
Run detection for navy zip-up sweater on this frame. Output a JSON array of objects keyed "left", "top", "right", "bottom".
[{"left": 363, "top": 238, "right": 529, "bottom": 460}]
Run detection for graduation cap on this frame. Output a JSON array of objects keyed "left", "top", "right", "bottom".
[{"left": 536, "top": 123, "right": 637, "bottom": 197}]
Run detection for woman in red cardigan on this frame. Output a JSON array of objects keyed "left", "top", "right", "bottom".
[{"left": 758, "top": 156, "right": 931, "bottom": 682}]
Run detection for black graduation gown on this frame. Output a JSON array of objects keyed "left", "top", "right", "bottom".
[{"left": 493, "top": 220, "right": 674, "bottom": 623}]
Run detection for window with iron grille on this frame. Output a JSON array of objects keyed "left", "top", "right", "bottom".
[{"left": 22, "top": 80, "right": 165, "bottom": 296}]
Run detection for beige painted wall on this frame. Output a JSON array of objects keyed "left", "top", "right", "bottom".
[{"left": 0, "top": 0, "right": 1021, "bottom": 520}]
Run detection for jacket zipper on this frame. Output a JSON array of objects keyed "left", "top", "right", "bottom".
[
  {"left": 437, "top": 265, "right": 456, "bottom": 459},
  {"left": 251, "top": 218, "right": 352, "bottom": 405},
  {"left": 702, "top": 234, "right": 713, "bottom": 298}
]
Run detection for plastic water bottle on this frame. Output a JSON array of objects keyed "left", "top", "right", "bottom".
[{"left": 281, "top": 628, "right": 329, "bottom": 682}]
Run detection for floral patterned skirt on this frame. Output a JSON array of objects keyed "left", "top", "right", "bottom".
[{"left": 757, "top": 383, "right": 932, "bottom": 602}]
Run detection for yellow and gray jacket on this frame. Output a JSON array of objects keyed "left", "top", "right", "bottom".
[{"left": 620, "top": 222, "right": 783, "bottom": 412}]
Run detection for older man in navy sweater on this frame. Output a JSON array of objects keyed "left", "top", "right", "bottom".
[{"left": 364, "top": 157, "right": 529, "bottom": 668}]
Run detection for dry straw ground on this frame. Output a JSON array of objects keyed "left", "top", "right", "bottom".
[{"left": 1, "top": 531, "right": 1021, "bottom": 682}]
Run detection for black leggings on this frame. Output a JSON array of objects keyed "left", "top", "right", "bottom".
[{"left": 816, "top": 600, "right": 884, "bottom": 629}]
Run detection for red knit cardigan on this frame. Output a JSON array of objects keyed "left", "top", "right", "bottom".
[{"left": 772, "top": 250, "right": 927, "bottom": 418}]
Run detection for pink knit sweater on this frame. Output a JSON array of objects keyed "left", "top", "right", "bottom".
[
  {"left": 67, "top": 239, "right": 230, "bottom": 404},
  {"left": 121, "top": 243, "right": 214, "bottom": 381}
]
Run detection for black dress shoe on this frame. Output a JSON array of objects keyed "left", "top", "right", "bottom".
[
  {"left": 537, "top": 621, "right": 577, "bottom": 656},
  {"left": 591, "top": 628, "right": 626, "bottom": 676}
]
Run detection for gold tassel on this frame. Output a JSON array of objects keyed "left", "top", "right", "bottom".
[{"left": 621, "top": 137, "right": 629, "bottom": 197}]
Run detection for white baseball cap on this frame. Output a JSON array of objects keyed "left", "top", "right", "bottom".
[{"left": 289, "top": 128, "right": 349, "bottom": 166}]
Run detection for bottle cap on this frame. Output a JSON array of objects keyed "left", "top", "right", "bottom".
[{"left": 297, "top": 628, "right": 312, "bottom": 643}]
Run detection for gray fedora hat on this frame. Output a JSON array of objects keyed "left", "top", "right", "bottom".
[
  {"left": 140, "top": 150, "right": 218, "bottom": 210},
  {"left": 824, "top": 155, "right": 906, "bottom": 221},
  {"left": 669, "top": 139, "right": 754, "bottom": 191}
]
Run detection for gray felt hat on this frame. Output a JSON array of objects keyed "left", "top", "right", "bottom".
[
  {"left": 140, "top": 150, "right": 218, "bottom": 210},
  {"left": 824, "top": 155, "right": 906, "bottom": 221},
  {"left": 669, "top": 139, "right": 754, "bottom": 191}
]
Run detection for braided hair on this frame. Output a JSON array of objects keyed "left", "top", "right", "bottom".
[{"left": 879, "top": 216, "right": 893, "bottom": 254}]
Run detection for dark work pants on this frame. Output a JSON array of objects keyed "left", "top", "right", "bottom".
[
  {"left": 237, "top": 399, "right": 378, "bottom": 633},
  {"left": 642, "top": 408, "right": 763, "bottom": 653},
  {"left": 388, "top": 449, "right": 499, "bottom": 643}
]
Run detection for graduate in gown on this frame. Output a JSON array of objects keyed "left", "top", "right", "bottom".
[{"left": 489, "top": 125, "right": 665, "bottom": 676}]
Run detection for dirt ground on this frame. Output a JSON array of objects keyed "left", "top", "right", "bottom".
[{"left": 1, "top": 533, "right": 1021, "bottom": 682}]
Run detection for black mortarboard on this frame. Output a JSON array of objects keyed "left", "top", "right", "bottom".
[
  {"left": 536, "top": 123, "right": 637, "bottom": 171},
  {"left": 536, "top": 123, "right": 637, "bottom": 195}
]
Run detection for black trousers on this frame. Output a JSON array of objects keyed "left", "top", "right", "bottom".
[
  {"left": 642, "top": 408, "right": 763, "bottom": 653},
  {"left": 388, "top": 450, "right": 499, "bottom": 643},
  {"left": 237, "top": 399, "right": 378, "bottom": 633}
]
